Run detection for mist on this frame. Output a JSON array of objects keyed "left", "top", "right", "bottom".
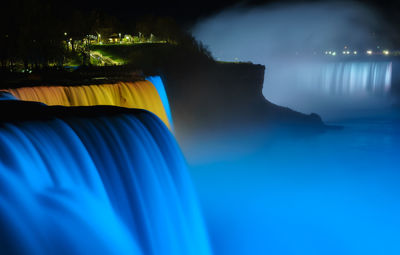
[{"left": 192, "top": 1, "right": 395, "bottom": 121}]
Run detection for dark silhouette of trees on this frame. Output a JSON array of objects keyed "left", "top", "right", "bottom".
[
  {"left": 154, "top": 17, "right": 181, "bottom": 43},
  {"left": 135, "top": 16, "right": 155, "bottom": 40},
  {"left": 135, "top": 16, "right": 181, "bottom": 43},
  {"left": 0, "top": 0, "right": 209, "bottom": 71},
  {"left": 0, "top": 0, "right": 125, "bottom": 70},
  {"left": 65, "top": 10, "right": 88, "bottom": 52},
  {"left": 1, "top": 0, "right": 65, "bottom": 70}
]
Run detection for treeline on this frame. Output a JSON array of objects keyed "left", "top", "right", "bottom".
[
  {"left": 0, "top": 0, "right": 207, "bottom": 70},
  {"left": 0, "top": 0, "right": 66, "bottom": 69}
]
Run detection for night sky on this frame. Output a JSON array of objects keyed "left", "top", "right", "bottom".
[{"left": 70, "top": 0, "right": 400, "bottom": 27}]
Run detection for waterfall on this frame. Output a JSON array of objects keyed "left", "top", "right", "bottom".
[
  {"left": 282, "top": 61, "right": 394, "bottom": 96},
  {"left": 0, "top": 101, "right": 211, "bottom": 255},
  {"left": 262, "top": 60, "right": 394, "bottom": 120},
  {"left": 146, "top": 76, "right": 174, "bottom": 130},
  {"left": 3, "top": 77, "right": 172, "bottom": 128},
  {"left": 314, "top": 62, "right": 392, "bottom": 95}
]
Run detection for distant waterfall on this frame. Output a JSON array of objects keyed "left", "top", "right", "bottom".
[
  {"left": 262, "top": 60, "right": 394, "bottom": 120},
  {"left": 313, "top": 62, "right": 392, "bottom": 95},
  {"left": 3, "top": 77, "right": 172, "bottom": 128},
  {"left": 0, "top": 102, "right": 211, "bottom": 255}
]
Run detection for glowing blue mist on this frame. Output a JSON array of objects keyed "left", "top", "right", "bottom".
[
  {"left": 0, "top": 109, "right": 211, "bottom": 255},
  {"left": 146, "top": 76, "right": 174, "bottom": 130}
]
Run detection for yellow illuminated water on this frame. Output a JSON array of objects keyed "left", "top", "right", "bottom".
[{"left": 5, "top": 81, "right": 171, "bottom": 128}]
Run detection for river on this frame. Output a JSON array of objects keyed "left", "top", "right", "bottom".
[{"left": 185, "top": 111, "right": 400, "bottom": 255}]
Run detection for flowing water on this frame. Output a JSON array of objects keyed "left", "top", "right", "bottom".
[
  {"left": 1, "top": 71, "right": 399, "bottom": 255},
  {"left": 264, "top": 60, "right": 395, "bottom": 121},
  {"left": 3, "top": 77, "right": 172, "bottom": 128},
  {"left": 0, "top": 103, "right": 211, "bottom": 255},
  {"left": 314, "top": 62, "right": 392, "bottom": 95}
]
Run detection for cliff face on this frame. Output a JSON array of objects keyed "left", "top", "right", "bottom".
[
  {"left": 161, "top": 62, "right": 325, "bottom": 135},
  {"left": 62, "top": 44, "right": 325, "bottom": 134},
  {"left": 0, "top": 59, "right": 325, "bottom": 136}
]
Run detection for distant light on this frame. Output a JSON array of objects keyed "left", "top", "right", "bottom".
[
  {"left": 346, "top": 51, "right": 350, "bottom": 54},
  {"left": 342, "top": 51, "right": 346, "bottom": 54},
  {"left": 328, "top": 51, "right": 332, "bottom": 54},
  {"left": 64, "top": 32, "right": 67, "bottom": 36},
  {"left": 325, "top": 51, "right": 328, "bottom": 55},
  {"left": 332, "top": 52, "right": 336, "bottom": 56},
  {"left": 383, "top": 50, "right": 389, "bottom": 55},
  {"left": 353, "top": 51, "right": 357, "bottom": 55},
  {"left": 366, "top": 50, "right": 373, "bottom": 55}
]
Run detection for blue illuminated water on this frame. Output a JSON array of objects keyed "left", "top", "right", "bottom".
[
  {"left": 0, "top": 91, "right": 18, "bottom": 101},
  {"left": 264, "top": 60, "right": 395, "bottom": 121},
  {"left": 0, "top": 108, "right": 211, "bottom": 255},
  {"left": 185, "top": 112, "right": 400, "bottom": 255},
  {"left": 315, "top": 62, "right": 392, "bottom": 95},
  {"left": 146, "top": 76, "right": 174, "bottom": 130}
]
